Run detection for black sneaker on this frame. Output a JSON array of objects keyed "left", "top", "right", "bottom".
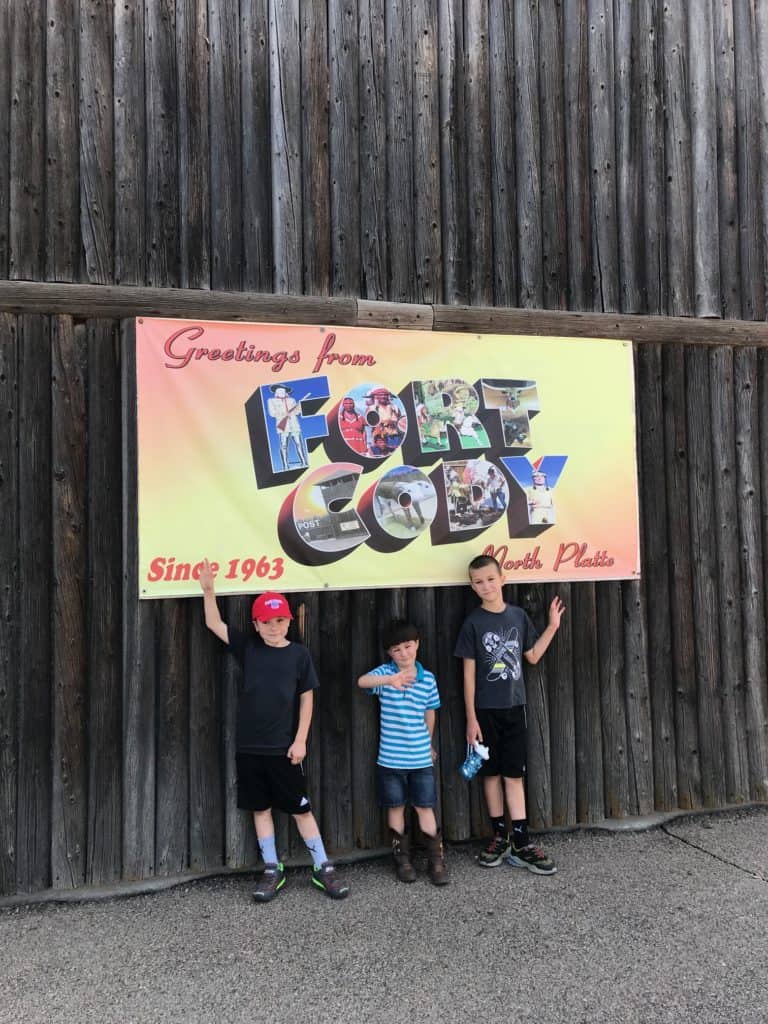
[
  {"left": 478, "top": 833, "right": 511, "bottom": 867},
  {"left": 311, "top": 862, "right": 350, "bottom": 900},
  {"left": 507, "top": 843, "right": 557, "bottom": 875},
  {"left": 252, "top": 862, "right": 286, "bottom": 902}
]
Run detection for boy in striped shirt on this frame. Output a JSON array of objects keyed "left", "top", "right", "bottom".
[{"left": 358, "top": 621, "right": 449, "bottom": 886}]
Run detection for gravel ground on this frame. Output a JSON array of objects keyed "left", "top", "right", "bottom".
[{"left": 2, "top": 807, "right": 767, "bottom": 1024}]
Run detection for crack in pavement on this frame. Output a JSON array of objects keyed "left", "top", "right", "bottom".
[{"left": 661, "top": 824, "right": 768, "bottom": 882}]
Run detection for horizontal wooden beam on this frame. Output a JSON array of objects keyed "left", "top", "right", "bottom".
[{"left": 1, "top": 280, "right": 767, "bottom": 345}]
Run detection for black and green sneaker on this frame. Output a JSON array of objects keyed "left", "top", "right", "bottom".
[
  {"left": 478, "top": 833, "right": 511, "bottom": 867},
  {"left": 507, "top": 843, "right": 556, "bottom": 875},
  {"left": 252, "top": 862, "right": 287, "bottom": 902},
  {"left": 311, "top": 862, "right": 350, "bottom": 900}
]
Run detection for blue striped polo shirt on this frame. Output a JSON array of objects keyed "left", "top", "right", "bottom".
[{"left": 367, "top": 661, "right": 441, "bottom": 769}]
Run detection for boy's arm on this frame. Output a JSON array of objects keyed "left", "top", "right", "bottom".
[
  {"left": 199, "top": 558, "right": 229, "bottom": 644},
  {"left": 425, "top": 708, "right": 437, "bottom": 762},
  {"left": 524, "top": 595, "right": 565, "bottom": 664},
  {"left": 358, "top": 669, "right": 415, "bottom": 690},
  {"left": 287, "top": 689, "right": 313, "bottom": 765},
  {"left": 463, "top": 658, "right": 483, "bottom": 744}
]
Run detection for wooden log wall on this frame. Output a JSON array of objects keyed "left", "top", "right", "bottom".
[{"left": 1, "top": 0, "right": 768, "bottom": 897}]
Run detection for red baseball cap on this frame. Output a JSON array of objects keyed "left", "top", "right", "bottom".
[{"left": 252, "top": 592, "right": 293, "bottom": 622}]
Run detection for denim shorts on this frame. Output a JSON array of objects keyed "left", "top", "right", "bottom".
[{"left": 376, "top": 765, "right": 437, "bottom": 809}]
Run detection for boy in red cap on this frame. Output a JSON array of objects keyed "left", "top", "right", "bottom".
[{"left": 199, "top": 559, "right": 349, "bottom": 902}]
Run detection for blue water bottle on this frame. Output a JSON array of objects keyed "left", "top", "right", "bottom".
[{"left": 460, "top": 742, "right": 490, "bottom": 780}]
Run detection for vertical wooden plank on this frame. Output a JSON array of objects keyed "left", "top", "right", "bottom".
[
  {"left": 329, "top": 0, "right": 360, "bottom": 296},
  {"left": 622, "top": 580, "right": 653, "bottom": 815},
  {"left": 9, "top": 0, "right": 45, "bottom": 279},
  {"left": 121, "top": 320, "right": 157, "bottom": 881},
  {"left": 155, "top": 599, "right": 189, "bottom": 875},
  {"left": 349, "top": 590, "right": 381, "bottom": 851},
  {"left": 687, "top": 0, "right": 720, "bottom": 317},
  {"left": 145, "top": 0, "right": 179, "bottom": 287},
  {"left": 547, "top": 582, "right": 576, "bottom": 826},
  {"left": 270, "top": 0, "right": 302, "bottom": 295},
  {"left": 16, "top": 315, "right": 52, "bottom": 892},
  {"left": 316, "top": 591, "right": 353, "bottom": 855},
  {"left": 434, "top": 587, "right": 471, "bottom": 840},
  {"left": 405, "top": 587, "right": 441, "bottom": 831},
  {"left": 0, "top": 3, "right": 10, "bottom": 277},
  {"left": 713, "top": 0, "right": 741, "bottom": 320},
  {"left": 514, "top": 0, "right": 542, "bottom": 308},
  {"left": 46, "top": 0, "right": 80, "bottom": 282},
  {"left": 188, "top": 605, "right": 223, "bottom": 871},
  {"left": 596, "top": 582, "right": 628, "bottom": 818},
  {"left": 519, "top": 584, "right": 551, "bottom": 829},
  {"left": 359, "top": 0, "right": 387, "bottom": 300},
  {"left": 686, "top": 346, "right": 725, "bottom": 808},
  {"left": 114, "top": 0, "right": 145, "bottom": 286},
  {"left": 538, "top": 0, "right": 568, "bottom": 310},
  {"left": 210, "top": 0, "right": 242, "bottom": 289},
  {"left": 563, "top": 0, "right": 592, "bottom": 302},
  {"left": 80, "top": 0, "right": 115, "bottom": 283},
  {"left": 736, "top": 348, "right": 768, "bottom": 800},
  {"left": 757, "top": 6, "right": 768, "bottom": 323},
  {"left": 51, "top": 317, "right": 88, "bottom": 888},
  {"left": 0, "top": 315, "right": 18, "bottom": 895},
  {"left": 709, "top": 347, "right": 749, "bottom": 803},
  {"left": 386, "top": 0, "right": 414, "bottom": 301},
  {"left": 241, "top": 0, "right": 271, "bottom": 292},
  {"left": 571, "top": 582, "right": 604, "bottom": 822},
  {"left": 221, "top": 597, "right": 257, "bottom": 868},
  {"left": 293, "top": 591, "right": 322, "bottom": 861},
  {"left": 661, "top": 2, "right": 693, "bottom": 316},
  {"left": 488, "top": 1, "right": 516, "bottom": 307},
  {"left": 662, "top": 344, "right": 701, "bottom": 808},
  {"left": 587, "top": 0, "right": 619, "bottom": 312},
  {"left": 178, "top": 0, "right": 211, "bottom": 289},
  {"left": 412, "top": 0, "right": 442, "bottom": 303},
  {"left": 86, "top": 320, "right": 122, "bottom": 884},
  {"left": 614, "top": 0, "right": 642, "bottom": 313},
  {"left": 300, "top": 0, "right": 330, "bottom": 295},
  {"left": 637, "top": 0, "right": 666, "bottom": 314},
  {"left": 464, "top": 0, "right": 491, "bottom": 304},
  {"left": 636, "top": 344, "right": 677, "bottom": 810},
  {"left": 732, "top": 0, "right": 765, "bottom": 320},
  {"left": 437, "top": 0, "right": 467, "bottom": 304}
]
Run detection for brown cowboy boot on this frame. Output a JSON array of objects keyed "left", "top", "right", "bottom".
[
  {"left": 390, "top": 829, "right": 417, "bottom": 883},
  {"left": 425, "top": 830, "right": 449, "bottom": 886}
]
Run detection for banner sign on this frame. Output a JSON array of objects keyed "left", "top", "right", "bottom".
[{"left": 135, "top": 317, "right": 640, "bottom": 598}]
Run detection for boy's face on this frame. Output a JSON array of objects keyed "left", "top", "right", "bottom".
[
  {"left": 253, "top": 616, "right": 291, "bottom": 646},
  {"left": 469, "top": 563, "right": 505, "bottom": 605},
  {"left": 388, "top": 638, "right": 419, "bottom": 669}
]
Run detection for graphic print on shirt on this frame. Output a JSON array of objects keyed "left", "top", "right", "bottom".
[{"left": 481, "top": 627, "right": 521, "bottom": 682}]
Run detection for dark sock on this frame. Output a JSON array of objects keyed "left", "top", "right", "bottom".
[
  {"left": 491, "top": 816, "right": 507, "bottom": 838},
  {"left": 511, "top": 819, "right": 529, "bottom": 849}
]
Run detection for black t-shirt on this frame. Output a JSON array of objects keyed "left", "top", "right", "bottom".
[
  {"left": 454, "top": 604, "right": 539, "bottom": 709},
  {"left": 227, "top": 627, "right": 320, "bottom": 754}
]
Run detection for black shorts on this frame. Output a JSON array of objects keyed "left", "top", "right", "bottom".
[
  {"left": 236, "top": 753, "right": 312, "bottom": 815},
  {"left": 477, "top": 706, "right": 527, "bottom": 778}
]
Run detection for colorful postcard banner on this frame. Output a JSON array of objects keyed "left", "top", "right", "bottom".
[{"left": 135, "top": 317, "right": 640, "bottom": 598}]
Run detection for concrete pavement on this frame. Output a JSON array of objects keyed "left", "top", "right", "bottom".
[{"left": 1, "top": 806, "right": 766, "bottom": 1024}]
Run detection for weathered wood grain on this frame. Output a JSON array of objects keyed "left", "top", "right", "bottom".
[
  {"left": 596, "top": 582, "right": 628, "bottom": 818},
  {"left": 270, "top": 0, "right": 302, "bottom": 295},
  {"left": 0, "top": 3, "right": 9, "bottom": 277},
  {"left": 488, "top": 1, "right": 516, "bottom": 306},
  {"left": 437, "top": 0, "right": 468, "bottom": 304},
  {"left": 9, "top": 0, "right": 45, "bottom": 280},
  {"left": 713, "top": 0, "right": 740, "bottom": 319},
  {"left": 709, "top": 346, "right": 749, "bottom": 803},
  {"left": 622, "top": 580, "right": 653, "bottom": 815},
  {"left": 51, "top": 317, "right": 88, "bottom": 888},
  {"left": 571, "top": 582, "right": 604, "bottom": 822},
  {"left": 519, "top": 584, "right": 552, "bottom": 828},
  {"left": 349, "top": 589, "right": 382, "bottom": 850},
  {"left": 16, "top": 315, "right": 52, "bottom": 892},
  {"left": 737, "top": 348, "right": 768, "bottom": 800},
  {"left": 434, "top": 586, "right": 472, "bottom": 840},
  {"left": 539, "top": 1, "right": 567, "bottom": 311},
  {"left": 358, "top": 0, "right": 388, "bottom": 300},
  {"left": 685, "top": 345, "right": 725, "bottom": 808},
  {"left": 210, "top": 0, "right": 242, "bottom": 290},
  {"left": 79, "top": 0, "right": 114, "bottom": 283},
  {"left": 178, "top": 0, "right": 211, "bottom": 289},
  {"left": 46, "top": 0, "right": 80, "bottom": 282},
  {"left": 86, "top": 320, "right": 122, "bottom": 883},
  {"left": 412, "top": 0, "right": 441, "bottom": 304},
  {"left": 329, "top": 0, "right": 360, "bottom": 296},
  {"left": 385, "top": 0, "right": 414, "bottom": 301},
  {"left": 0, "top": 315, "right": 18, "bottom": 895},
  {"left": 513, "top": 0, "right": 542, "bottom": 308},
  {"left": 615, "top": 0, "right": 642, "bottom": 313},
  {"left": 547, "top": 582, "right": 576, "bottom": 825},
  {"left": 563, "top": 0, "right": 591, "bottom": 308},
  {"left": 114, "top": 0, "right": 145, "bottom": 285},
  {"left": 189, "top": 603, "right": 224, "bottom": 871},
  {"left": 638, "top": 0, "right": 666, "bottom": 314},
  {"left": 300, "top": 0, "right": 330, "bottom": 296}
]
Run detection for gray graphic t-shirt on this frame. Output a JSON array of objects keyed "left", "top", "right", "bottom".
[{"left": 454, "top": 605, "right": 539, "bottom": 709}]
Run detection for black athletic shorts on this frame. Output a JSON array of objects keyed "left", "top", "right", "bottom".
[
  {"left": 476, "top": 706, "right": 527, "bottom": 778},
  {"left": 236, "top": 753, "right": 312, "bottom": 815}
]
